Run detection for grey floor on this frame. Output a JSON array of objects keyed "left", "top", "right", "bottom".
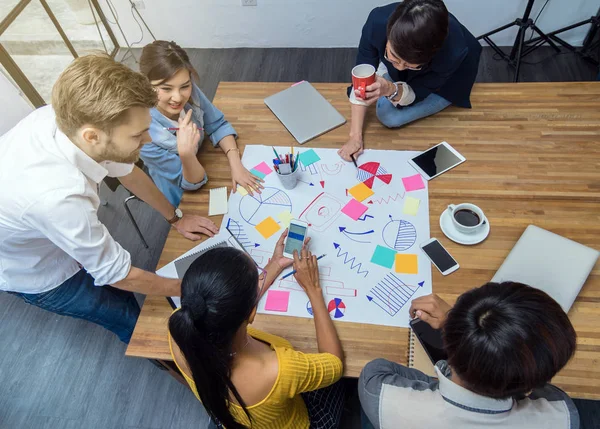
[{"left": 2, "top": 46, "right": 600, "bottom": 429}]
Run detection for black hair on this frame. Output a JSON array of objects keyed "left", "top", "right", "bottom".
[
  {"left": 386, "top": 0, "right": 449, "bottom": 65},
  {"left": 443, "top": 282, "right": 577, "bottom": 399},
  {"left": 168, "top": 247, "right": 259, "bottom": 429}
]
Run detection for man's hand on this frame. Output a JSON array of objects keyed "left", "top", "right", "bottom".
[
  {"left": 409, "top": 294, "right": 452, "bottom": 329},
  {"left": 338, "top": 137, "right": 364, "bottom": 162},
  {"left": 357, "top": 75, "right": 394, "bottom": 106},
  {"left": 173, "top": 214, "right": 218, "bottom": 241}
]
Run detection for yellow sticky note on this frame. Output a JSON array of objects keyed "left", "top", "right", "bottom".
[
  {"left": 403, "top": 196, "right": 420, "bottom": 216},
  {"left": 255, "top": 217, "right": 281, "bottom": 239},
  {"left": 277, "top": 211, "right": 294, "bottom": 227},
  {"left": 348, "top": 182, "right": 374, "bottom": 202},
  {"left": 236, "top": 185, "right": 248, "bottom": 196},
  {"left": 395, "top": 253, "right": 419, "bottom": 275}
]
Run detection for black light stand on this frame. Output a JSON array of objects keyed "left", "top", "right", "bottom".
[
  {"left": 525, "top": 7, "right": 600, "bottom": 67},
  {"left": 477, "top": 0, "right": 560, "bottom": 82}
]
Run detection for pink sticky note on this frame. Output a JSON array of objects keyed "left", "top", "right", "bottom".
[
  {"left": 341, "top": 199, "right": 368, "bottom": 221},
  {"left": 253, "top": 161, "right": 273, "bottom": 176},
  {"left": 265, "top": 290, "right": 290, "bottom": 312},
  {"left": 402, "top": 174, "right": 425, "bottom": 192}
]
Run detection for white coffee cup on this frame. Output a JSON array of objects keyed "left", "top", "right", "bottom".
[{"left": 447, "top": 203, "right": 486, "bottom": 234}]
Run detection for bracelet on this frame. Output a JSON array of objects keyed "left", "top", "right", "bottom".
[{"left": 225, "top": 148, "right": 240, "bottom": 157}]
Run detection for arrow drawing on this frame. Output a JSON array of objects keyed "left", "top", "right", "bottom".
[
  {"left": 298, "top": 179, "right": 314, "bottom": 186},
  {"left": 333, "top": 243, "right": 369, "bottom": 278},
  {"left": 358, "top": 214, "right": 374, "bottom": 221},
  {"left": 319, "top": 180, "right": 325, "bottom": 188},
  {"left": 338, "top": 226, "right": 373, "bottom": 243}
]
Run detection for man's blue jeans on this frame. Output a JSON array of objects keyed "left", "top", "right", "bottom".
[
  {"left": 374, "top": 76, "right": 452, "bottom": 129},
  {"left": 9, "top": 269, "right": 140, "bottom": 343}
]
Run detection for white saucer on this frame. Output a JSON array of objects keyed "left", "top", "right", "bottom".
[{"left": 439, "top": 209, "right": 490, "bottom": 245}]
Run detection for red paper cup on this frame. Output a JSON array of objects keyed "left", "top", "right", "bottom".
[{"left": 352, "top": 64, "right": 376, "bottom": 100}]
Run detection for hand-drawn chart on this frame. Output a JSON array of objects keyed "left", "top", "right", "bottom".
[{"left": 223, "top": 146, "right": 431, "bottom": 328}]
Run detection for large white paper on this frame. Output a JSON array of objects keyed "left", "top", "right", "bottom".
[{"left": 224, "top": 145, "right": 432, "bottom": 328}]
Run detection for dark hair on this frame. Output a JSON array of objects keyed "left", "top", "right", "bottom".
[
  {"left": 386, "top": 0, "right": 449, "bottom": 65},
  {"left": 168, "top": 247, "right": 259, "bottom": 429},
  {"left": 443, "top": 282, "right": 576, "bottom": 399},
  {"left": 139, "top": 40, "right": 199, "bottom": 85}
]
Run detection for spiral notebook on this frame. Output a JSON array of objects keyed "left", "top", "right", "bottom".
[{"left": 408, "top": 330, "right": 437, "bottom": 377}]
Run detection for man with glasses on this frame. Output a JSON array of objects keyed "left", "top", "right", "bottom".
[{"left": 339, "top": 0, "right": 481, "bottom": 162}]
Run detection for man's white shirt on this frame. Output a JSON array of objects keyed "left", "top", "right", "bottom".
[{"left": 0, "top": 106, "right": 133, "bottom": 294}]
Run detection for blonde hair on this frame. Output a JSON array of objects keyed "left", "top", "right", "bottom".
[{"left": 52, "top": 53, "right": 157, "bottom": 137}]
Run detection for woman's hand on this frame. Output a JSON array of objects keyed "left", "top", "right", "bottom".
[
  {"left": 268, "top": 229, "right": 310, "bottom": 272},
  {"left": 293, "top": 248, "right": 322, "bottom": 299},
  {"left": 409, "top": 294, "right": 452, "bottom": 329},
  {"left": 231, "top": 162, "right": 264, "bottom": 196},
  {"left": 358, "top": 75, "right": 394, "bottom": 106},
  {"left": 338, "top": 137, "right": 364, "bottom": 162},
  {"left": 176, "top": 109, "right": 201, "bottom": 157}
]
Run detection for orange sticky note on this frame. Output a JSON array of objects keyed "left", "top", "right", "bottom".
[
  {"left": 348, "top": 182, "right": 375, "bottom": 202},
  {"left": 395, "top": 253, "right": 418, "bottom": 275},
  {"left": 255, "top": 216, "right": 281, "bottom": 239}
]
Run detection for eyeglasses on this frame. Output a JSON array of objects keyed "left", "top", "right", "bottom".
[{"left": 384, "top": 47, "right": 423, "bottom": 71}]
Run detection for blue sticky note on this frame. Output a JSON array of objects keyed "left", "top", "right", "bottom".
[
  {"left": 250, "top": 168, "right": 267, "bottom": 179},
  {"left": 299, "top": 149, "right": 321, "bottom": 167},
  {"left": 370, "top": 245, "right": 397, "bottom": 269}
]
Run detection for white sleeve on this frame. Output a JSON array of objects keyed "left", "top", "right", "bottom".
[
  {"left": 23, "top": 190, "right": 132, "bottom": 286},
  {"left": 390, "top": 82, "right": 416, "bottom": 107},
  {"left": 103, "top": 161, "right": 134, "bottom": 178}
]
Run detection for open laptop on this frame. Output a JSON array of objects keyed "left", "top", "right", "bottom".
[
  {"left": 492, "top": 225, "right": 599, "bottom": 312},
  {"left": 264, "top": 81, "right": 346, "bottom": 144}
]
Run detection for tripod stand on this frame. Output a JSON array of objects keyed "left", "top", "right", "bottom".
[
  {"left": 477, "top": 0, "right": 560, "bottom": 82},
  {"left": 525, "top": 7, "right": 600, "bottom": 67}
]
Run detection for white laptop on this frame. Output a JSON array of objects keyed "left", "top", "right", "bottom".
[
  {"left": 492, "top": 225, "right": 599, "bottom": 312},
  {"left": 264, "top": 81, "right": 346, "bottom": 144}
]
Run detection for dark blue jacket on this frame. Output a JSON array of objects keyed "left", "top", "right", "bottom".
[{"left": 353, "top": 3, "right": 481, "bottom": 108}]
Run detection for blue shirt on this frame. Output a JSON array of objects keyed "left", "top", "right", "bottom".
[
  {"left": 352, "top": 3, "right": 482, "bottom": 108},
  {"left": 141, "top": 84, "right": 237, "bottom": 207}
]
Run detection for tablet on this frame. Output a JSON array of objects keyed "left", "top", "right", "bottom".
[{"left": 408, "top": 141, "right": 466, "bottom": 180}]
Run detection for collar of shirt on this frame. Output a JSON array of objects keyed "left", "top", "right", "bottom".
[
  {"left": 435, "top": 361, "right": 514, "bottom": 414},
  {"left": 53, "top": 126, "right": 108, "bottom": 185}
]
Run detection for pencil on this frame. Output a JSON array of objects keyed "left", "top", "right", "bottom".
[
  {"left": 350, "top": 153, "right": 358, "bottom": 168},
  {"left": 281, "top": 254, "right": 327, "bottom": 280},
  {"left": 272, "top": 146, "right": 280, "bottom": 160}
]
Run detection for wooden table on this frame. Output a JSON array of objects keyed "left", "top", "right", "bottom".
[{"left": 126, "top": 82, "right": 600, "bottom": 400}]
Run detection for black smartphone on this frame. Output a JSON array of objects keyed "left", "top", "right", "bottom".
[{"left": 409, "top": 318, "right": 448, "bottom": 364}]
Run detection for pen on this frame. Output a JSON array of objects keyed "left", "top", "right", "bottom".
[
  {"left": 163, "top": 127, "right": 204, "bottom": 131},
  {"left": 350, "top": 153, "right": 358, "bottom": 168},
  {"left": 272, "top": 146, "right": 280, "bottom": 160},
  {"left": 281, "top": 254, "right": 327, "bottom": 280}
]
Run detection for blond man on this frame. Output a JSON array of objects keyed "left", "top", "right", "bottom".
[{"left": 0, "top": 54, "right": 218, "bottom": 343}]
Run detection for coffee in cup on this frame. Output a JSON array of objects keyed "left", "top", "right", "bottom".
[{"left": 447, "top": 203, "right": 486, "bottom": 234}]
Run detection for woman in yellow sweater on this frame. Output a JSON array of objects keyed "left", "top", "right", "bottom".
[{"left": 168, "top": 230, "right": 345, "bottom": 429}]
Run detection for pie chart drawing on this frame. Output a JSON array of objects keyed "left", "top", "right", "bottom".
[
  {"left": 357, "top": 162, "right": 393, "bottom": 189},
  {"left": 239, "top": 187, "right": 292, "bottom": 226},
  {"left": 382, "top": 219, "right": 417, "bottom": 251},
  {"left": 327, "top": 298, "right": 346, "bottom": 319}
]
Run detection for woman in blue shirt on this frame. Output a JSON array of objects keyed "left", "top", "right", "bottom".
[{"left": 139, "top": 41, "right": 263, "bottom": 207}]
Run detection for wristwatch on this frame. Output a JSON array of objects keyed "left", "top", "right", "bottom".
[
  {"left": 387, "top": 82, "right": 400, "bottom": 101},
  {"left": 167, "top": 208, "right": 183, "bottom": 225}
]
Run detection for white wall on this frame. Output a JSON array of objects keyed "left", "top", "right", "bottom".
[
  {"left": 100, "top": 0, "right": 598, "bottom": 49},
  {"left": 0, "top": 73, "right": 33, "bottom": 136}
]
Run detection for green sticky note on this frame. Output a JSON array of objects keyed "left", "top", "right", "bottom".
[
  {"left": 403, "top": 196, "right": 420, "bottom": 216},
  {"left": 298, "top": 149, "right": 321, "bottom": 167},
  {"left": 250, "top": 168, "right": 267, "bottom": 179},
  {"left": 370, "top": 245, "right": 397, "bottom": 269}
]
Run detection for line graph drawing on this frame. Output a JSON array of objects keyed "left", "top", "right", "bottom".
[
  {"left": 239, "top": 187, "right": 292, "bottom": 226},
  {"left": 299, "top": 192, "right": 343, "bottom": 232},
  {"left": 226, "top": 218, "right": 258, "bottom": 248},
  {"left": 382, "top": 216, "right": 417, "bottom": 251},
  {"left": 332, "top": 243, "right": 369, "bottom": 278},
  {"left": 367, "top": 192, "right": 405, "bottom": 205},
  {"left": 367, "top": 274, "right": 420, "bottom": 317},
  {"left": 358, "top": 214, "right": 374, "bottom": 221}
]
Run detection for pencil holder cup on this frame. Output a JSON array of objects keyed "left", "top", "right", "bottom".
[{"left": 276, "top": 168, "right": 299, "bottom": 190}]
